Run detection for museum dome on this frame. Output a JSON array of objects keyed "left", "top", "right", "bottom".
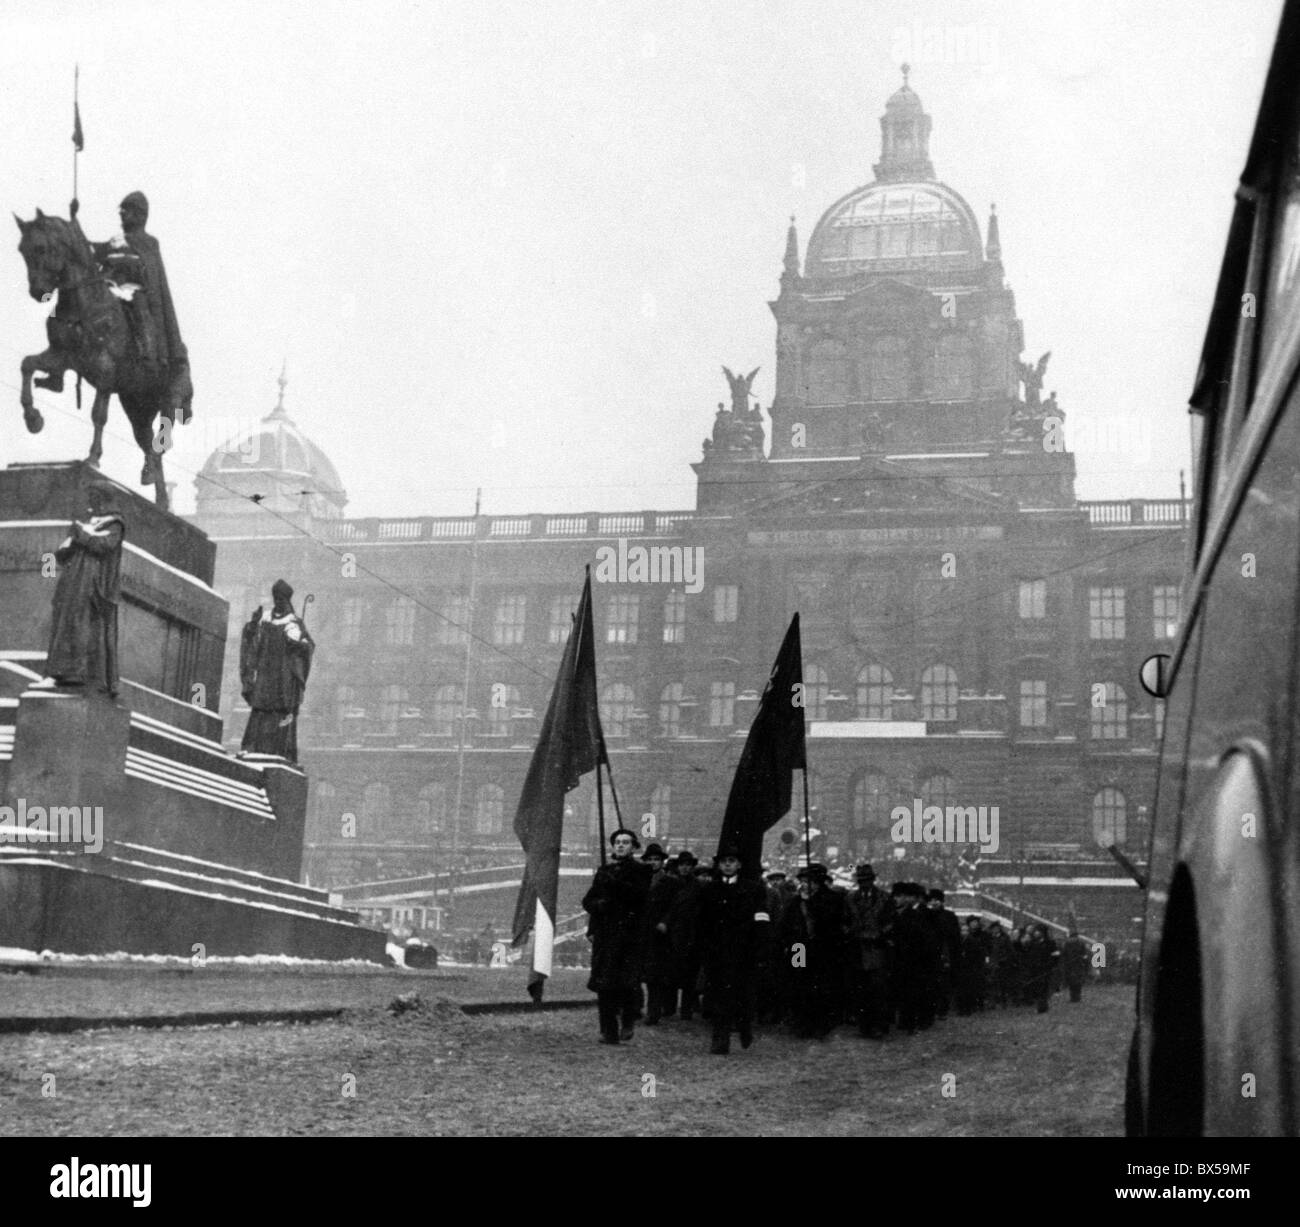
[
  {"left": 802, "top": 68, "right": 984, "bottom": 278},
  {"left": 195, "top": 368, "right": 347, "bottom": 522}
]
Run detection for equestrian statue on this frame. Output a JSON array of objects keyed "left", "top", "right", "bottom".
[{"left": 15, "top": 193, "right": 193, "bottom": 509}]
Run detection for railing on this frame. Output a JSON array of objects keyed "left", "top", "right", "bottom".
[
  {"left": 317, "top": 511, "right": 697, "bottom": 544},
  {"left": 1079, "top": 499, "right": 1190, "bottom": 527}
]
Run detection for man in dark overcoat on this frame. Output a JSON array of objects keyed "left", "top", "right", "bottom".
[
  {"left": 844, "top": 863, "right": 895, "bottom": 1038},
  {"left": 642, "top": 844, "right": 680, "bottom": 1023},
  {"left": 779, "top": 862, "right": 847, "bottom": 1039},
  {"left": 697, "top": 845, "right": 770, "bottom": 1054},
  {"left": 583, "top": 828, "right": 654, "bottom": 1044}
]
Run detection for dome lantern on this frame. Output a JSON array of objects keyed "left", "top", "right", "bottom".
[{"left": 873, "top": 63, "right": 935, "bottom": 183}]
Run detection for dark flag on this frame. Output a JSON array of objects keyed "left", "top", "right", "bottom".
[
  {"left": 72, "top": 100, "right": 83, "bottom": 152},
  {"left": 511, "top": 570, "right": 607, "bottom": 1001},
  {"left": 716, "top": 613, "right": 806, "bottom": 878}
]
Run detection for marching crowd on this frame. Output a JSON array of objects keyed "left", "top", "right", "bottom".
[{"left": 583, "top": 828, "right": 1093, "bottom": 1054}]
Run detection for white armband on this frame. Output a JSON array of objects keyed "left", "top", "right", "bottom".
[{"left": 754, "top": 912, "right": 770, "bottom": 922}]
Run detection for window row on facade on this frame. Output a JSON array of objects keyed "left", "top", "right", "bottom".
[
  {"left": 311, "top": 774, "right": 1137, "bottom": 851},
  {"left": 309, "top": 666, "right": 1158, "bottom": 740}
]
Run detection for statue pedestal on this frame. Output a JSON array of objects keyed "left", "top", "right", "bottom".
[{"left": 0, "top": 462, "right": 383, "bottom": 961}]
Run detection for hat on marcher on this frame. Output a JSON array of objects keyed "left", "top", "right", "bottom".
[
  {"left": 855, "top": 862, "right": 877, "bottom": 880},
  {"left": 717, "top": 844, "right": 742, "bottom": 861},
  {"left": 642, "top": 843, "right": 666, "bottom": 861},
  {"left": 609, "top": 827, "right": 641, "bottom": 849},
  {"left": 927, "top": 888, "right": 945, "bottom": 903},
  {"left": 764, "top": 869, "right": 787, "bottom": 882},
  {"left": 676, "top": 851, "right": 699, "bottom": 867}
]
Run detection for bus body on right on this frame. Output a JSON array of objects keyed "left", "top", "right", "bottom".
[{"left": 1128, "top": 1, "right": 1300, "bottom": 1137}]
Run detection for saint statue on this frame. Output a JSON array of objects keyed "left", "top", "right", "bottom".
[
  {"left": 44, "top": 484, "right": 126, "bottom": 697},
  {"left": 239, "top": 579, "right": 314, "bottom": 762}
]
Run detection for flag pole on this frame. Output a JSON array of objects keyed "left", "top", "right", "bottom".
[
  {"left": 72, "top": 65, "right": 80, "bottom": 210},
  {"left": 802, "top": 767, "right": 812, "bottom": 868},
  {"left": 596, "top": 759, "right": 607, "bottom": 864}
]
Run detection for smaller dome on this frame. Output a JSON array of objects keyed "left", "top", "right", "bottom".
[
  {"left": 195, "top": 370, "right": 347, "bottom": 522},
  {"left": 884, "top": 80, "right": 924, "bottom": 115}
]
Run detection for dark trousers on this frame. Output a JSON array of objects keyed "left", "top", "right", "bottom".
[
  {"left": 708, "top": 981, "right": 753, "bottom": 1053},
  {"left": 597, "top": 989, "right": 638, "bottom": 1041},
  {"left": 854, "top": 966, "right": 890, "bottom": 1036},
  {"left": 645, "top": 982, "right": 677, "bottom": 1021},
  {"left": 1067, "top": 981, "right": 1083, "bottom": 1003},
  {"left": 678, "top": 961, "right": 701, "bottom": 1019}
]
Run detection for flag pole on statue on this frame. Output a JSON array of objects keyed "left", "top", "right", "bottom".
[
  {"left": 71, "top": 65, "right": 84, "bottom": 216},
  {"left": 511, "top": 568, "right": 608, "bottom": 1002}
]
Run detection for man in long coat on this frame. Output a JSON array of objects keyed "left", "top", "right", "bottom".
[
  {"left": 583, "top": 828, "right": 654, "bottom": 1044},
  {"left": 1061, "top": 927, "right": 1091, "bottom": 1003},
  {"left": 844, "top": 863, "right": 895, "bottom": 1038},
  {"left": 45, "top": 485, "right": 125, "bottom": 696},
  {"left": 779, "top": 862, "right": 847, "bottom": 1039},
  {"left": 697, "top": 845, "right": 770, "bottom": 1054},
  {"left": 239, "top": 578, "right": 314, "bottom": 762}
]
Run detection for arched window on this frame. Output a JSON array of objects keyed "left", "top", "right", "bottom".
[
  {"left": 933, "top": 333, "right": 974, "bottom": 399},
  {"left": 1092, "top": 788, "right": 1127, "bottom": 846},
  {"left": 363, "top": 782, "right": 391, "bottom": 831},
  {"left": 921, "top": 664, "right": 958, "bottom": 722},
  {"left": 805, "top": 338, "right": 850, "bottom": 404},
  {"left": 851, "top": 771, "right": 893, "bottom": 854},
  {"left": 431, "top": 684, "right": 463, "bottom": 737},
  {"left": 649, "top": 784, "right": 671, "bottom": 842},
  {"left": 920, "top": 773, "right": 956, "bottom": 814},
  {"left": 709, "top": 679, "right": 735, "bottom": 728},
  {"left": 486, "top": 684, "right": 520, "bottom": 737},
  {"left": 417, "top": 783, "right": 448, "bottom": 837},
  {"left": 869, "top": 334, "right": 909, "bottom": 401},
  {"left": 601, "top": 683, "right": 635, "bottom": 739},
  {"left": 1090, "top": 682, "right": 1129, "bottom": 740},
  {"left": 659, "top": 682, "right": 684, "bottom": 738},
  {"left": 474, "top": 783, "right": 504, "bottom": 836},
  {"left": 856, "top": 664, "right": 893, "bottom": 720},
  {"left": 313, "top": 782, "right": 337, "bottom": 839},
  {"left": 803, "top": 664, "right": 830, "bottom": 721}
]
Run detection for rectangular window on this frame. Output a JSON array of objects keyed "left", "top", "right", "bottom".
[
  {"left": 605, "top": 594, "right": 640, "bottom": 645},
  {"left": 663, "top": 591, "right": 686, "bottom": 644},
  {"left": 1152, "top": 585, "right": 1180, "bottom": 640},
  {"left": 340, "top": 597, "right": 365, "bottom": 647},
  {"left": 709, "top": 681, "right": 734, "bottom": 727},
  {"left": 436, "top": 595, "right": 471, "bottom": 646},
  {"left": 548, "top": 595, "right": 571, "bottom": 645},
  {"left": 1019, "top": 679, "right": 1048, "bottom": 728},
  {"left": 1018, "top": 580, "right": 1047, "bottom": 620},
  {"left": 385, "top": 597, "right": 416, "bottom": 646},
  {"left": 493, "top": 593, "right": 527, "bottom": 646},
  {"left": 1089, "top": 586, "right": 1126, "bottom": 640},
  {"left": 713, "top": 584, "right": 739, "bottom": 623}
]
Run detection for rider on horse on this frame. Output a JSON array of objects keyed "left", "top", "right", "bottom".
[{"left": 81, "top": 191, "right": 191, "bottom": 423}]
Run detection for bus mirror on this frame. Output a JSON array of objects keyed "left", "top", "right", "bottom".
[{"left": 1139, "top": 653, "right": 1171, "bottom": 698}]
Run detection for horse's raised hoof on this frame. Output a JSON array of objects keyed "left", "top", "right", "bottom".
[{"left": 23, "top": 409, "right": 44, "bottom": 434}]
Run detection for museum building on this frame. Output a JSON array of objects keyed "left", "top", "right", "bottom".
[{"left": 192, "top": 74, "right": 1188, "bottom": 936}]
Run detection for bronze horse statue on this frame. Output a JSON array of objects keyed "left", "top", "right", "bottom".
[{"left": 14, "top": 209, "right": 191, "bottom": 509}]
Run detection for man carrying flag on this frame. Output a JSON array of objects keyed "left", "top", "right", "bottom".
[
  {"left": 511, "top": 570, "right": 606, "bottom": 1002},
  {"left": 582, "top": 827, "right": 653, "bottom": 1044},
  {"left": 716, "top": 613, "right": 807, "bottom": 877}
]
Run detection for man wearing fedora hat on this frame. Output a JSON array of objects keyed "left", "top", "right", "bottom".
[
  {"left": 583, "top": 828, "right": 654, "bottom": 1044},
  {"left": 845, "top": 863, "right": 895, "bottom": 1038}
]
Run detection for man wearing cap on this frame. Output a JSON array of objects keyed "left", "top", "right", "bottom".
[
  {"left": 697, "top": 846, "right": 769, "bottom": 1053},
  {"left": 583, "top": 828, "right": 654, "bottom": 1044},
  {"left": 779, "top": 862, "right": 847, "bottom": 1039},
  {"left": 845, "top": 864, "right": 895, "bottom": 1039},
  {"left": 239, "top": 579, "right": 315, "bottom": 762},
  {"left": 892, "top": 883, "right": 942, "bottom": 1033}
]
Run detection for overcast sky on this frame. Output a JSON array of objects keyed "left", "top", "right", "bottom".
[{"left": 0, "top": 0, "right": 1283, "bottom": 518}]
